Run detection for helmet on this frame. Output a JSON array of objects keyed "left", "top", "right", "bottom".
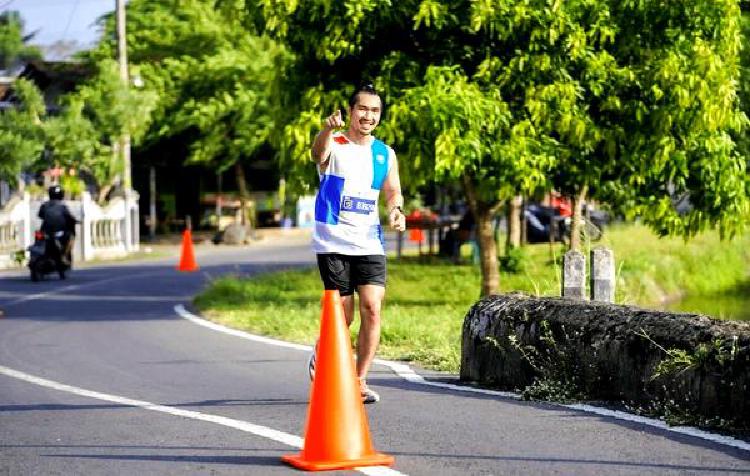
[{"left": 48, "top": 185, "right": 64, "bottom": 200}]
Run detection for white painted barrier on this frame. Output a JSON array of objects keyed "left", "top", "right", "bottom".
[
  {"left": 0, "top": 193, "right": 31, "bottom": 268},
  {"left": 0, "top": 190, "right": 139, "bottom": 269}
]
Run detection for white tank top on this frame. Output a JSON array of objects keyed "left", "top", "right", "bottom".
[{"left": 312, "top": 132, "right": 394, "bottom": 255}]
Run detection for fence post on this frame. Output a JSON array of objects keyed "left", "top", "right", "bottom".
[
  {"left": 21, "top": 192, "right": 31, "bottom": 250},
  {"left": 562, "top": 250, "right": 586, "bottom": 299},
  {"left": 590, "top": 247, "right": 615, "bottom": 302},
  {"left": 81, "top": 192, "right": 93, "bottom": 261},
  {"left": 123, "top": 189, "right": 132, "bottom": 252}
]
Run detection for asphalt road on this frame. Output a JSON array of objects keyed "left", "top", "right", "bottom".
[{"left": 1, "top": 239, "right": 748, "bottom": 476}]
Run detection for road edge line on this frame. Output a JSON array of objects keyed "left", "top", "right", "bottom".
[
  {"left": 175, "top": 304, "right": 750, "bottom": 453},
  {"left": 0, "top": 364, "right": 406, "bottom": 476}
]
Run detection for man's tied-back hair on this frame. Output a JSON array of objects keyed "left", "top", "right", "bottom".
[{"left": 348, "top": 81, "right": 384, "bottom": 116}]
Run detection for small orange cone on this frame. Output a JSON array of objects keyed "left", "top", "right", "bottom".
[
  {"left": 282, "top": 290, "right": 394, "bottom": 471},
  {"left": 177, "top": 229, "right": 199, "bottom": 272}
]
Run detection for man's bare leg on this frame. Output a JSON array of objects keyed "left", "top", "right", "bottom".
[
  {"left": 355, "top": 284, "right": 384, "bottom": 379},
  {"left": 341, "top": 294, "right": 355, "bottom": 326}
]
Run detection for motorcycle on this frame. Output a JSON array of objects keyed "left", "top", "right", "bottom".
[
  {"left": 28, "top": 230, "right": 72, "bottom": 281},
  {"left": 525, "top": 204, "right": 608, "bottom": 244}
]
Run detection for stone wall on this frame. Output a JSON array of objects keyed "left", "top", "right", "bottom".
[{"left": 461, "top": 294, "right": 750, "bottom": 428}]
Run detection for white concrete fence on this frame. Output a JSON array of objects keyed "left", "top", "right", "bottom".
[{"left": 0, "top": 191, "right": 139, "bottom": 269}]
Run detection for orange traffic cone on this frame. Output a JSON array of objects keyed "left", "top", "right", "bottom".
[
  {"left": 282, "top": 290, "right": 394, "bottom": 471},
  {"left": 177, "top": 229, "right": 199, "bottom": 272}
]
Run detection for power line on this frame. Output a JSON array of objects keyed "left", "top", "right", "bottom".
[{"left": 61, "top": 0, "right": 81, "bottom": 41}]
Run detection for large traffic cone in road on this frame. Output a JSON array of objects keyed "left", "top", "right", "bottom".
[
  {"left": 177, "top": 229, "right": 199, "bottom": 272},
  {"left": 282, "top": 290, "right": 394, "bottom": 471}
]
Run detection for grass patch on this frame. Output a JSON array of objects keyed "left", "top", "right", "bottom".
[
  {"left": 195, "top": 260, "right": 478, "bottom": 372},
  {"left": 599, "top": 224, "right": 750, "bottom": 305},
  {"left": 194, "top": 223, "right": 750, "bottom": 373}
]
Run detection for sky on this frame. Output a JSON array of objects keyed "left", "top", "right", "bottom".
[{"left": 1, "top": 0, "right": 115, "bottom": 57}]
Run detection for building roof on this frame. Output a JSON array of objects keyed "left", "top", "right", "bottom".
[{"left": 0, "top": 60, "right": 93, "bottom": 112}]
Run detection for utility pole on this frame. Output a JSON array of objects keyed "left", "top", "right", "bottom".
[
  {"left": 116, "top": 0, "right": 135, "bottom": 251},
  {"left": 115, "top": 0, "right": 131, "bottom": 191}
]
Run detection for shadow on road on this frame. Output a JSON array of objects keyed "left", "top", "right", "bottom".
[
  {"left": 0, "top": 261, "right": 314, "bottom": 322},
  {"left": 0, "top": 397, "right": 307, "bottom": 413},
  {"left": 372, "top": 375, "right": 750, "bottom": 461},
  {"left": 41, "top": 453, "right": 284, "bottom": 466},
  {"left": 388, "top": 451, "right": 750, "bottom": 473}
]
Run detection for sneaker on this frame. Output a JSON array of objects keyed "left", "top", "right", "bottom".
[
  {"left": 307, "top": 347, "right": 316, "bottom": 381},
  {"left": 359, "top": 379, "right": 380, "bottom": 404}
]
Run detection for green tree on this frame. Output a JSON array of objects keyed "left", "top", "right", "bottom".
[
  {"left": 737, "top": 2, "right": 750, "bottom": 162},
  {"left": 90, "top": 0, "right": 290, "bottom": 226},
  {"left": 0, "top": 12, "right": 44, "bottom": 184},
  {"left": 609, "top": 0, "right": 748, "bottom": 239},
  {"left": 0, "top": 79, "right": 45, "bottom": 183},
  {"left": 258, "top": 1, "right": 426, "bottom": 191},
  {"left": 258, "top": 0, "right": 550, "bottom": 295},
  {"left": 471, "top": 0, "right": 748, "bottom": 247},
  {"left": 0, "top": 11, "right": 42, "bottom": 71},
  {"left": 43, "top": 59, "right": 157, "bottom": 201},
  {"left": 261, "top": 0, "right": 748, "bottom": 296},
  {"left": 385, "top": 67, "right": 553, "bottom": 296}
]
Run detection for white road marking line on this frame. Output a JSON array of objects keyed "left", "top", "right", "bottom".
[
  {"left": 176, "top": 305, "right": 311, "bottom": 352},
  {"left": 11, "top": 294, "right": 194, "bottom": 302},
  {"left": 0, "top": 364, "right": 407, "bottom": 476},
  {"left": 175, "top": 305, "right": 750, "bottom": 453},
  {"left": 564, "top": 403, "right": 750, "bottom": 452},
  {"left": 2, "top": 271, "right": 168, "bottom": 308}
]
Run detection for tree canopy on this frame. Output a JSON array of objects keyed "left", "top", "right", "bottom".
[
  {"left": 737, "top": 2, "right": 750, "bottom": 162},
  {"left": 4, "top": 0, "right": 746, "bottom": 295},
  {"left": 43, "top": 59, "right": 157, "bottom": 196},
  {"left": 91, "top": 0, "right": 290, "bottom": 173},
  {"left": 0, "top": 11, "right": 41, "bottom": 71},
  {"left": 0, "top": 79, "right": 45, "bottom": 183},
  {"left": 253, "top": 0, "right": 748, "bottom": 294},
  {"left": 467, "top": 0, "right": 749, "bottom": 242}
]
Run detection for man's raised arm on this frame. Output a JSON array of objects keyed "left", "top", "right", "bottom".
[{"left": 311, "top": 109, "right": 345, "bottom": 167}]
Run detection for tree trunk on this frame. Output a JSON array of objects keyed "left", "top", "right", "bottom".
[
  {"left": 149, "top": 166, "right": 156, "bottom": 240},
  {"left": 476, "top": 206, "right": 500, "bottom": 297},
  {"left": 506, "top": 195, "right": 523, "bottom": 251},
  {"left": 235, "top": 162, "right": 254, "bottom": 230},
  {"left": 568, "top": 185, "right": 588, "bottom": 251},
  {"left": 216, "top": 172, "right": 223, "bottom": 231},
  {"left": 98, "top": 141, "right": 119, "bottom": 204},
  {"left": 463, "top": 176, "right": 500, "bottom": 297}
]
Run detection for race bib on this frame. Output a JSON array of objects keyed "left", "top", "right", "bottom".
[{"left": 341, "top": 196, "right": 376, "bottom": 215}]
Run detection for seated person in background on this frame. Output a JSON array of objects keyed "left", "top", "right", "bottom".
[
  {"left": 457, "top": 209, "right": 475, "bottom": 244},
  {"left": 439, "top": 209, "right": 475, "bottom": 261},
  {"left": 524, "top": 203, "right": 554, "bottom": 243},
  {"left": 550, "top": 191, "right": 572, "bottom": 217}
]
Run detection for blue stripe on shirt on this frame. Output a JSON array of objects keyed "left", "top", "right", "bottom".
[{"left": 315, "top": 174, "right": 345, "bottom": 224}]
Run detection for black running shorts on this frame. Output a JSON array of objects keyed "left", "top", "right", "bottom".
[{"left": 316, "top": 254, "right": 386, "bottom": 296}]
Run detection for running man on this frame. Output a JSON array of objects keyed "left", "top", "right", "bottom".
[{"left": 309, "top": 82, "right": 405, "bottom": 404}]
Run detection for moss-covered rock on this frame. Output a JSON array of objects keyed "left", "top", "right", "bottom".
[{"left": 461, "top": 294, "right": 750, "bottom": 431}]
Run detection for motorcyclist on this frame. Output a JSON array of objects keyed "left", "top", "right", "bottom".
[{"left": 38, "top": 185, "right": 77, "bottom": 267}]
